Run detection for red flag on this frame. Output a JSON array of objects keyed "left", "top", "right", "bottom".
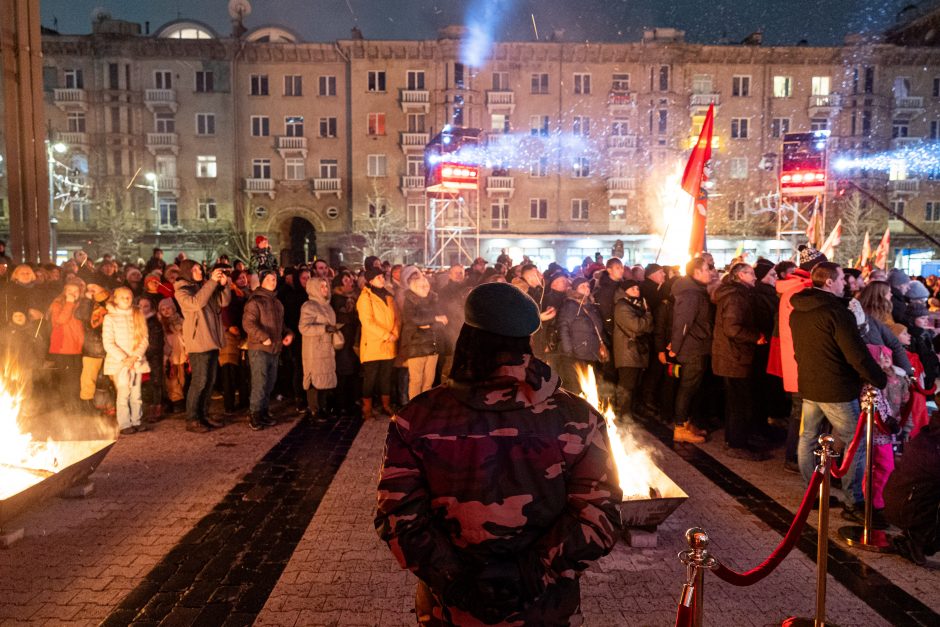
[
  {"left": 683, "top": 104, "right": 714, "bottom": 256},
  {"left": 819, "top": 219, "right": 842, "bottom": 259},
  {"left": 873, "top": 226, "right": 891, "bottom": 270},
  {"left": 860, "top": 230, "right": 871, "bottom": 267}
]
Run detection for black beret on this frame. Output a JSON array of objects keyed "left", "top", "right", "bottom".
[{"left": 464, "top": 283, "right": 541, "bottom": 338}]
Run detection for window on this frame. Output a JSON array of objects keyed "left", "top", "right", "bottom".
[
  {"left": 452, "top": 94, "right": 464, "bottom": 126},
  {"left": 407, "top": 203, "right": 424, "bottom": 230},
  {"left": 889, "top": 160, "right": 908, "bottom": 181},
  {"left": 811, "top": 76, "right": 830, "bottom": 96},
  {"left": 728, "top": 199, "right": 745, "bottom": 221},
  {"left": 407, "top": 113, "right": 426, "bottom": 133},
  {"left": 862, "top": 110, "right": 872, "bottom": 135},
  {"left": 864, "top": 67, "right": 875, "bottom": 94},
  {"left": 285, "top": 116, "right": 304, "bottom": 137},
  {"left": 250, "top": 74, "right": 269, "bottom": 96},
  {"left": 284, "top": 75, "right": 302, "bottom": 96},
  {"left": 319, "top": 159, "right": 338, "bottom": 179},
  {"left": 156, "top": 155, "right": 176, "bottom": 178},
  {"left": 530, "top": 115, "right": 549, "bottom": 136},
  {"left": 406, "top": 155, "right": 424, "bottom": 176},
  {"left": 931, "top": 120, "right": 939, "bottom": 140},
  {"left": 609, "top": 200, "right": 627, "bottom": 223},
  {"left": 155, "top": 112, "right": 175, "bottom": 133},
  {"left": 771, "top": 118, "right": 790, "bottom": 138},
  {"left": 658, "top": 65, "right": 669, "bottom": 91},
  {"left": 491, "top": 114, "right": 510, "bottom": 134},
  {"left": 367, "top": 154, "right": 387, "bottom": 177},
  {"left": 491, "top": 201, "right": 509, "bottom": 230},
  {"left": 934, "top": 78, "right": 940, "bottom": 98},
  {"left": 571, "top": 199, "right": 589, "bottom": 221},
  {"left": 110, "top": 107, "right": 121, "bottom": 133},
  {"left": 196, "top": 113, "right": 215, "bottom": 136},
  {"left": 406, "top": 70, "right": 425, "bottom": 90},
  {"left": 319, "top": 117, "right": 337, "bottom": 138},
  {"left": 926, "top": 201, "right": 940, "bottom": 222},
  {"left": 367, "top": 70, "right": 386, "bottom": 92},
  {"left": 530, "top": 156, "right": 548, "bottom": 177},
  {"left": 154, "top": 70, "right": 172, "bottom": 90},
  {"left": 454, "top": 63, "right": 465, "bottom": 89},
  {"left": 732, "top": 75, "right": 751, "bottom": 97},
  {"left": 195, "top": 70, "right": 214, "bottom": 93},
  {"left": 71, "top": 200, "right": 90, "bottom": 223},
  {"left": 159, "top": 198, "right": 178, "bottom": 227},
  {"left": 772, "top": 76, "right": 792, "bottom": 98},
  {"left": 196, "top": 155, "right": 217, "bottom": 178},
  {"left": 611, "top": 73, "right": 630, "bottom": 91},
  {"left": 731, "top": 118, "right": 749, "bottom": 139},
  {"left": 531, "top": 73, "right": 549, "bottom": 94},
  {"left": 492, "top": 71, "right": 509, "bottom": 91},
  {"left": 572, "top": 116, "right": 590, "bottom": 137},
  {"left": 64, "top": 69, "right": 84, "bottom": 89},
  {"left": 657, "top": 109, "right": 668, "bottom": 135},
  {"left": 691, "top": 74, "right": 712, "bottom": 94},
  {"left": 67, "top": 112, "right": 86, "bottom": 133},
  {"left": 611, "top": 119, "right": 630, "bottom": 135},
  {"left": 285, "top": 157, "right": 305, "bottom": 180},
  {"left": 530, "top": 198, "right": 548, "bottom": 220},
  {"left": 318, "top": 75, "right": 337, "bottom": 96},
  {"left": 252, "top": 158, "right": 271, "bottom": 179},
  {"left": 573, "top": 156, "right": 590, "bottom": 178},
  {"left": 108, "top": 63, "right": 119, "bottom": 89},
  {"left": 810, "top": 118, "right": 830, "bottom": 132},
  {"left": 251, "top": 116, "right": 270, "bottom": 137},
  {"left": 729, "top": 157, "right": 748, "bottom": 179},
  {"left": 893, "top": 76, "right": 911, "bottom": 99},
  {"left": 892, "top": 120, "right": 909, "bottom": 138},
  {"left": 891, "top": 199, "right": 906, "bottom": 218},
  {"left": 574, "top": 73, "right": 591, "bottom": 95},
  {"left": 198, "top": 198, "right": 217, "bottom": 221},
  {"left": 368, "top": 199, "right": 387, "bottom": 218},
  {"left": 367, "top": 112, "right": 386, "bottom": 135}
]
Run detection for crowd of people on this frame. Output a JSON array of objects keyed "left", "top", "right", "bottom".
[{"left": 0, "top": 233, "right": 937, "bottom": 568}]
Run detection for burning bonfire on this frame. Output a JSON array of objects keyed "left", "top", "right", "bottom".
[{"left": 576, "top": 365, "right": 687, "bottom": 529}]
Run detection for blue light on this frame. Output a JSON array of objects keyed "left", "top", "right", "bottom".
[{"left": 443, "top": 136, "right": 452, "bottom": 144}]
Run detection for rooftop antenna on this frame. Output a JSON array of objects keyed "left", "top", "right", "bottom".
[{"left": 228, "top": 0, "right": 252, "bottom": 37}]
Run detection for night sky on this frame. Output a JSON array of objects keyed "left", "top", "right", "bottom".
[{"left": 39, "top": 0, "right": 905, "bottom": 47}]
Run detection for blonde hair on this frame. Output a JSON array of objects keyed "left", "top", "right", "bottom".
[{"left": 111, "top": 286, "right": 148, "bottom": 348}]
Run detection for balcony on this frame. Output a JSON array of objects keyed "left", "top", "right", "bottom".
[
  {"left": 144, "top": 89, "right": 177, "bottom": 113},
  {"left": 889, "top": 179, "right": 920, "bottom": 194},
  {"left": 400, "top": 132, "right": 430, "bottom": 152},
  {"left": 486, "top": 90, "right": 515, "bottom": 114},
  {"left": 312, "top": 177, "right": 342, "bottom": 199},
  {"left": 155, "top": 176, "right": 180, "bottom": 194},
  {"left": 276, "top": 135, "right": 308, "bottom": 158},
  {"left": 689, "top": 93, "right": 720, "bottom": 111},
  {"left": 894, "top": 96, "right": 924, "bottom": 116},
  {"left": 888, "top": 219, "right": 906, "bottom": 233},
  {"left": 808, "top": 94, "right": 841, "bottom": 114},
  {"left": 244, "top": 177, "right": 276, "bottom": 199},
  {"left": 57, "top": 132, "right": 89, "bottom": 149},
  {"left": 53, "top": 88, "right": 87, "bottom": 112},
  {"left": 400, "top": 175, "right": 426, "bottom": 194},
  {"left": 399, "top": 89, "right": 430, "bottom": 113},
  {"left": 606, "top": 177, "right": 636, "bottom": 198},
  {"left": 892, "top": 136, "right": 923, "bottom": 150},
  {"left": 146, "top": 133, "right": 179, "bottom": 155},
  {"left": 607, "top": 134, "right": 638, "bottom": 152},
  {"left": 485, "top": 176, "right": 515, "bottom": 198},
  {"left": 607, "top": 90, "right": 637, "bottom": 114}
]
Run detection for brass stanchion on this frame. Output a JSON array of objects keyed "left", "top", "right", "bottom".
[
  {"left": 785, "top": 435, "right": 840, "bottom": 627},
  {"left": 678, "top": 527, "right": 716, "bottom": 627},
  {"left": 838, "top": 389, "right": 896, "bottom": 552}
]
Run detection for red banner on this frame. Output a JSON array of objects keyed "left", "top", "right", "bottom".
[{"left": 683, "top": 104, "right": 714, "bottom": 256}]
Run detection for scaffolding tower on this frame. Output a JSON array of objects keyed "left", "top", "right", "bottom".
[{"left": 424, "top": 189, "right": 480, "bottom": 267}]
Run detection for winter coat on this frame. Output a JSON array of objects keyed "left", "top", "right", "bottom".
[
  {"left": 891, "top": 287, "right": 908, "bottom": 326},
  {"left": 145, "top": 315, "right": 165, "bottom": 365},
  {"left": 884, "top": 417, "right": 940, "bottom": 534},
  {"left": 162, "top": 313, "right": 187, "bottom": 365},
  {"left": 3, "top": 281, "right": 40, "bottom": 321},
  {"left": 250, "top": 246, "right": 279, "bottom": 272},
  {"left": 74, "top": 297, "right": 107, "bottom": 358},
  {"left": 612, "top": 289, "right": 653, "bottom": 368},
  {"left": 375, "top": 355, "right": 622, "bottom": 626},
  {"left": 174, "top": 278, "right": 231, "bottom": 354},
  {"left": 299, "top": 278, "right": 338, "bottom": 390},
  {"left": 670, "top": 276, "right": 713, "bottom": 363},
  {"left": 0, "top": 321, "right": 45, "bottom": 374},
  {"left": 356, "top": 286, "right": 398, "bottom": 363},
  {"left": 860, "top": 316, "right": 913, "bottom": 375},
  {"left": 752, "top": 282, "right": 778, "bottom": 340},
  {"left": 640, "top": 278, "right": 667, "bottom": 317},
  {"left": 592, "top": 271, "right": 621, "bottom": 336},
  {"left": 219, "top": 288, "right": 248, "bottom": 366},
  {"left": 711, "top": 280, "right": 762, "bottom": 379},
  {"left": 48, "top": 299, "right": 84, "bottom": 356},
  {"left": 102, "top": 306, "right": 150, "bottom": 376},
  {"left": 908, "top": 326, "right": 940, "bottom": 384},
  {"left": 243, "top": 287, "right": 290, "bottom": 354},
  {"left": 790, "top": 288, "right": 887, "bottom": 402},
  {"left": 331, "top": 290, "right": 361, "bottom": 376},
  {"left": 768, "top": 270, "right": 812, "bottom": 392},
  {"left": 557, "top": 292, "right": 605, "bottom": 362},
  {"left": 399, "top": 290, "right": 444, "bottom": 360},
  {"left": 280, "top": 283, "right": 307, "bottom": 334}
]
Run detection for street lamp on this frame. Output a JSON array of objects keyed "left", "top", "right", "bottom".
[{"left": 144, "top": 172, "right": 161, "bottom": 247}]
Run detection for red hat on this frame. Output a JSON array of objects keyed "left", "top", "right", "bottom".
[{"left": 255, "top": 235, "right": 268, "bottom": 246}]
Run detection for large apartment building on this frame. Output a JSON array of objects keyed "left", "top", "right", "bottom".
[{"left": 1, "top": 10, "right": 940, "bottom": 268}]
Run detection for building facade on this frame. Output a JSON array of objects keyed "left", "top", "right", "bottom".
[{"left": 1, "top": 12, "right": 939, "bottom": 268}]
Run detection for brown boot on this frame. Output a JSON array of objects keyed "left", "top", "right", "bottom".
[
  {"left": 380, "top": 395, "right": 394, "bottom": 417},
  {"left": 361, "top": 398, "right": 374, "bottom": 420}
]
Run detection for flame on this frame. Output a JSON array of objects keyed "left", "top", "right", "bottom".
[
  {"left": 651, "top": 165, "right": 693, "bottom": 271},
  {"left": 575, "top": 364, "right": 657, "bottom": 500},
  {"left": 0, "top": 363, "right": 62, "bottom": 500}
]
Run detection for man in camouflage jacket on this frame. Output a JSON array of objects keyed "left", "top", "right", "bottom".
[{"left": 375, "top": 282, "right": 623, "bottom": 626}]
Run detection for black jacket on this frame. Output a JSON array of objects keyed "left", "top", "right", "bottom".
[
  {"left": 752, "top": 282, "right": 778, "bottom": 340},
  {"left": 639, "top": 278, "right": 666, "bottom": 317},
  {"left": 909, "top": 326, "right": 940, "bottom": 384},
  {"left": 400, "top": 291, "right": 444, "bottom": 359},
  {"left": 891, "top": 287, "right": 908, "bottom": 326},
  {"left": 790, "top": 288, "right": 887, "bottom": 402},
  {"left": 592, "top": 271, "right": 621, "bottom": 336},
  {"left": 612, "top": 290, "right": 653, "bottom": 368},
  {"left": 557, "top": 293, "right": 605, "bottom": 362},
  {"left": 711, "top": 280, "right": 761, "bottom": 379},
  {"left": 884, "top": 417, "right": 940, "bottom": 533},
  {"left": 670, "top": 276, "right": 713, "bottom": 363}
]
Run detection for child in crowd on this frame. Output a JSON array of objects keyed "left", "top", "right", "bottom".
[
  {"left": 158, "top": 298, "right": 187, "bottom": 412},
  {"left": 139, "top": 298, "right": 166, "bottom": 422},
  {"left": 866, "top": 343, "right": 909, "bottom": 529},
  {"left": 102, "top": 287, "right": 149, "bottom": 435}
]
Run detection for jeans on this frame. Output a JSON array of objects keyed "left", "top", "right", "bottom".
[
  {"left": 673, "top": 355, "right": 707, "bottom": 428},
  {"left": 248, "top": 350, "right": 279, "bottom": 415},
  {"left": 220, "top": 358, "right": 250, "bottom": 412},
  {"left": 187, "top": 350, "right": 219, "bottom": 422},
  {"left": 798, "top": 398, "right": 864, "bottom": 506},
  {"left": 362, "top": 359, "right": 394, "bottom": 398},
  {"left": 113, "top": 369, "right": 143, "bottom": 429}
]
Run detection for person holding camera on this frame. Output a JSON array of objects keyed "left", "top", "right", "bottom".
[{"left": 612, "top": 279, "right": 653, "bottom": 418}]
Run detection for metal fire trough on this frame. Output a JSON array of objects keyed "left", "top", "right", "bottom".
[
  {"left": 0, "top": 440, "right": 114, "bottom": 528},
  {"left": 619, "top": 463, "right": 688, "bottom": 531}
]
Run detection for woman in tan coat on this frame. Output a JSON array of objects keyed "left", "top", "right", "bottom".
[
  {"left": 299, "top": 277, "right": 340, "bottom": 420},
  {"left": 356, "top": 267, "right": 398, "bottom": 419}
]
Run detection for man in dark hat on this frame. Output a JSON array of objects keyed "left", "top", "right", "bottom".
[{"left": 376, "top": 282, "right": 622, "bottom": 626}]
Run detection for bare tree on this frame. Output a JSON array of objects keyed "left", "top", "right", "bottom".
[
  {"left": 347, "top": 181, "right": 417, "bottom": 263},
  {"left": 90, "top": 183, "right": 146, "bottom": 259},
  {"left": 834, "top": 191, "right": 879, "bottom": 266}
]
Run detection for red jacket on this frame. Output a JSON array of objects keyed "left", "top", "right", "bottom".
[
  {"left": 767, "top": 269, "right": 812, "bottom": 393},
  {"left": 48, "top": 300, "right": 85, "bottom": 355}
]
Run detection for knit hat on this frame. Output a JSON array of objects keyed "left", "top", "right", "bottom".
[
  {"left": 621, "top": 279, "right": 640, "bottom": 292},
  {"left": 464, "top": 282, "right": 541, "bottom": 338},
  {"left": 178, "top": 259, "right": 199, "bottom": 282},
  {"left": 255, "top": 235, "right": 268, "bottom": 247},
  {"left": 887, "top": 268, "right": 910, "bottom": 289},
  {"left": 754, "top": 259, "right": 775, "bottom": 282},
  {"left": 258, "top": 268, "right": 277, "bottom": 285},
  {"left": 906, "top": 280, "right": 930, "bottom": 300},
  {"left": 906, "top": 301, "right": 929, "bottom": 320},
  {"left": 644, "top": 263, "right": 664, "bottom": 278},
  {"left": 364, "top": 266, "right": 384, "bottom": 282},
  {"left": 571, "top": 277, "right": 590, "bottom": 291},
  {"left": 797, "top": 244, "right": 827, "bottom": 271}
]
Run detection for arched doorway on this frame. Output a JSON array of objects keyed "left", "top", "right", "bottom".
[{"left": 286, "top": 217, "right": 316, "bottom": 265}]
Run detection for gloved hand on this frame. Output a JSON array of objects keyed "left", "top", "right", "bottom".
[{"left": 325, "top": 324, "right": 338, "bottom": 334}]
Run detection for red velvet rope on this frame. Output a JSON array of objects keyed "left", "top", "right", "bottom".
[
  {"left": 829, "top": 410, "right": 867, "bottom": 479},
  {"left": 711, "top": 470, "right": 823, "bottom": 586},
  {"left": 674, "top": 596, "right": 695, "bottom": 627}
]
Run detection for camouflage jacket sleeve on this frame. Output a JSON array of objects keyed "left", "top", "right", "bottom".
[
  {"left": 531, "top": 402, "right": 622, "bottom": 584},
  {"left": 375, "top": 417, "right": 465, "bottom": 591}
]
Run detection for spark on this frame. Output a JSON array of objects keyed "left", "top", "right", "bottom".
[
  {"left": 531, "top": 13, "right": 539, "bottom": 40},
  {"left": 831, "top": 142, "right": 940, "bottom": 175}
]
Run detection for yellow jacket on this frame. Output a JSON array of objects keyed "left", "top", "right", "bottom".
[{"left": 357, "top": 287, "right": 399, "bottom": 362}]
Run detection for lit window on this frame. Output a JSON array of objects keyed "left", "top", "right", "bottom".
[
  {"left": 729, "top": 157, "right": 748, "bottom": 179},
  {"left": 772, "top": 76, "right": 792, "bottom": 98},
  {"left": 196, "top": 155, "right": 217, "bottom": 178},
  {"left": 811, "top": 76, "right": 830, "bottom": 96},
  {"left": 367, "top": 113, "right": 386, "bottom": 135}
]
